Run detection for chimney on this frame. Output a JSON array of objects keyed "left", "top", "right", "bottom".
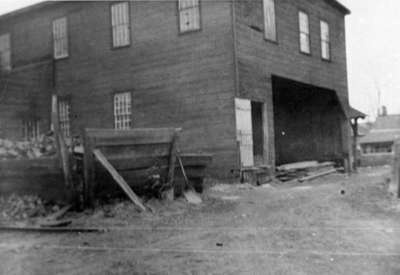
[{"left": 381, "top": 106, "right": 388, "bottom": 117}]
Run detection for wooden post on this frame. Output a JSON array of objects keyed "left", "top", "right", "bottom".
[
  {"left": 82, "top": 128, "right": 95, "bottom": 207},
  {"left": 393, "top": 140, "right": 400, "bottom": 198},
  {"left": 167, "top": 130, "right": 180, "bottom": 194},
  {"left": 350, "top": 118, "right": 359, "bottom": 172}
]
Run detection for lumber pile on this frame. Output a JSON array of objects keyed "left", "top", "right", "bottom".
[
  {"left": 0, "top": 132, "right": 57, "bottom": 160},
  {"left": 276, "top": 161, "right": 337, "bottom": 182}
]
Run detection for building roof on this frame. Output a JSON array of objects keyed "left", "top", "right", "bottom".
[
  {"left": 346, "top": 106, "right": 366, "bottom": 119},
  {"left": 0, "top": 0, "right": 351, "bottom": 21},
  {"left": 359, "top": 115, "right": 400, "bottom": 144},
  {"left": 327, "top": 0, "right": 351, "bottom": 15}
]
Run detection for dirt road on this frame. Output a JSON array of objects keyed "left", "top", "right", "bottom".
[{"left": 1, "top": 167, "right": 400, "bottom": 274}]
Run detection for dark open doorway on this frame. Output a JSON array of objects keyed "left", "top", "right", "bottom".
[
  {"left": 272, "top": 76, "right": 344, "bottom": 165},
  {"left": 251, "top": 101, "right": 264, "bottom": 165}
]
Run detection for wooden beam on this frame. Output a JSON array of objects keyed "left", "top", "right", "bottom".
[
  {"left": 167, "top": 131, "right": 179, "bottom": 186},
  {"left": 298, "top": 169, "right": 337, "bottom": 183},
  {"left": 83, "top": 128, "right": 95, "bottom": 207},
  {"left": 93, "top": 149, "right": 147, "bottom": 212}
]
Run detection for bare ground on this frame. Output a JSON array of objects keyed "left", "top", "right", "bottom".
[{"left": 1, "top": 167, "right": 400, "bottom": 275}]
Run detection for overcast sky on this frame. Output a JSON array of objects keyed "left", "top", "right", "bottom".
[{"left": 0, "top": 0, "right": 399, "bottom": 121}]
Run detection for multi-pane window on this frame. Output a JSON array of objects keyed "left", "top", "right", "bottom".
[
  {"left": 0, "top": 33, "right": 11, "bottom": 71},
  {"left": 23, "top": 120, "right": 40, "bottom": 141},
  {"left": 263, "top": 0, "right": 276, "bottom": 41},
  {"left": 362, "top": 143, "right": 393, "bottom": 154},
  {"left": 114, "top": 92, "right": 132, "bottom": 130},
  {"left": 178, "top": 0, "right": 200, "bottom": 33},
  {"left": 111, "top": 2, "right": 130, "bottom": 48},
  {"left": 298, "top": 11, "right": 310, "bottom": 54},
  {"left": 320, "top": 20, "right": 331, "bottom": 60},
  {"left": 53, "top": 17, "right": 68, "bottom": 59},
  {"left": 58, "top": 99, "right": 71, "bottom": 138}
]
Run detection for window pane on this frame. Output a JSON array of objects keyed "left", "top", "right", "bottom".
[
  {"left": 263, "top": 0, "right": 276, "bottom": 41},
  {"left": 322, "top": 41, "right": 330, "bottom": 59},
  {"left": 111, "top": 2, "right": 130, "bottom": 47},
  {"left": 0, "top": 33, "right": 11, "bottom": 70},
  {"left": 53, "top": 17, "right": 68, "bottom": 59},
  {"left": 320, "top": 21, "right": 329, "bottom": 41},
  {"left": 300, "top": 33, "right": 310, "bottom": 53},
  {"left": 299, "top": 12, "right": 309, "bottom": 34}
]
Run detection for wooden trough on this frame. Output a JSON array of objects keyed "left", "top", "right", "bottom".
[{"left": 80, "top": 128, "right": 212, "bottom": 208}]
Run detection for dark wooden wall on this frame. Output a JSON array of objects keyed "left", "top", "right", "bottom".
[
  {"left": 234, "top": 0, "right": 351, "bottom": 167},
  {"left": 0, "top": 1, "right": 238, "bottom": 177},
  {"left": 0, "top": 62, "right": 52, "bottom": 139}
]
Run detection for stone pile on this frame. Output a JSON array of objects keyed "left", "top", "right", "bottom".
[{"left": 0, "top": 132, "right": 57, "bottom": 160}]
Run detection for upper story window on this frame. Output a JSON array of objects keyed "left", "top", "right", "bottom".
[
  {"left": 114, "top": 92, "right": 132, "bottom": 130},
  {"left": 320, "top": 20, "right": 331, "bottom": 60},
  {"left": 263, "top": 0, "right": 277, "bottom": 41},
  {"left": 178, "top": 0, "right": 200, "bottom": 33},
  {"left": 53, "top": 17, "right": 69, "bottom": 59},
  {"left": 0, "top": 33, "right": 11, "bottom": 71},
  {"left": 111, "top": 2, "right": 131, "bottom": 48},
  {"left": 298, "top": 11, "right": 310, "bottom": 54}
]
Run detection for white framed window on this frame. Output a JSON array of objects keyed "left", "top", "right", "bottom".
[
  {"left": 298, "top": 11, "right": 310, "bottom": 54},
  {"left": 58, "top": 99, "right": 71, "bottom": 138},
  {"left": 0, "top": 33, "right": 11, "bottom": 71},
  {"left": 114, "top": 92, "right": 132, "bottom": 130},
  {"left": 23, "top": 120, "right": 40, "bottom": 140},
  {"left": 320, "top": 20, "right": 330, "bottom": 60},
  {"left": 263, "top": 0, "right": 276, "bottom": 41},
  {"left": 53, "top": 17, "right": 68, "bottom": 59},
  {"left": 178, "top": 0, "right": 200, "bottom": 33},
  {"left": 111, "top": 2, "right": 130, "bottom": 48}
]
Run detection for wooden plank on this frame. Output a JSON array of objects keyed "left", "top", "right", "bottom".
[
  {"left": 167, "top": 132, "right": 179, "bottom": 185},
  {"left": 83, "top": 128, "right": 95, "bottom": 207},
  {"left": 52, "top": 94, "right": 73, "bottom": 188},
  {"left": 95, "top": 156, "right": 169, "bottom": 171},
  {"left": 93, "top": 149, "right": 147, "bottom": 212},
  {"left": 98, "top": 144, "right": 171, "bottom": 159},
  {"left": 51, "top": 95, "right": 61, "bottom": 167},
  {"left": 0, "top": 226, "right": 105, "bottom": 233},
  {"left": 298, "top": 169, "right": 337, "bottom": 183},
  {"left": 85, "top": 128, "right": 180, "bottom": 146},
  {"left": 93, "top": 153, "right": 212, "bottom": 171}
]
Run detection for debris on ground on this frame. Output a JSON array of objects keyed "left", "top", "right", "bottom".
[
  {"left": 276, "top": 161, "right": 337, "bottom": 182},
  {"left": 0, "top": 132, "right": 57, "bottom": 160},
  {"left": 0, "top": 194, "right": 64, "bottom": 222}
]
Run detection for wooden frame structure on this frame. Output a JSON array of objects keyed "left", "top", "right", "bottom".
[{"left": 82, "top": 127, "right": 181, "bottom": 208}]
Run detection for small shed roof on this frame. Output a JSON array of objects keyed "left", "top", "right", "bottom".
[
  {"left": 359, "top": 130, "right": 400, "bottom": 144},
  {"left": 359, "top": 115, "right": 400, "bottom": 144}
]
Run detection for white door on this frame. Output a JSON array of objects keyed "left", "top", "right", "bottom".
[{"left": 235, "top": 98, "right": 254, "bottom": 167}]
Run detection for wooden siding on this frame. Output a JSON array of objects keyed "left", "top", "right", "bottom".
[
  {"left": 0, "top": 61, "right": 52, "bottom": 139},
  {"left": 234, "top": 0, "right": 351, "bottom": 167},
  {"left": 0, "top": 1, "right": 237, "bottom": 177}
]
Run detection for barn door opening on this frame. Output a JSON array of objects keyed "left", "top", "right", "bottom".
[{"left": 235, "top": 98, "right": 265, "bottom": 168}]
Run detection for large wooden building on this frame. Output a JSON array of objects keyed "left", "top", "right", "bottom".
[{"left": 0, "top": 0, "right": 359, "bottom": 177}]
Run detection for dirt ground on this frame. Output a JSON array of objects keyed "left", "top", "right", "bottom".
[{"left": 1, "top": 166, "right": 400, "bottom": 275}]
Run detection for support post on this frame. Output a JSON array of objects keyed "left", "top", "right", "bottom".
[{"left": 393, "top": 140, "right": 400, "bottom": 198}]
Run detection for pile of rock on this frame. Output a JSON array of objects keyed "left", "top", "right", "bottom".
[
  {"left": 0, "top": 194, "right": 60, "bottom": 221},
  {"left": 0, "top": 132, "right": 57, "bottom": 160}
]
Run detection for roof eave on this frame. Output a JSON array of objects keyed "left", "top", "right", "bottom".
[
  {"left": 0, "top": 1, "right": 56, "bottom": 22},
  {"left": 329, "top": 0, "right": 351, "bottom": 16}
]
